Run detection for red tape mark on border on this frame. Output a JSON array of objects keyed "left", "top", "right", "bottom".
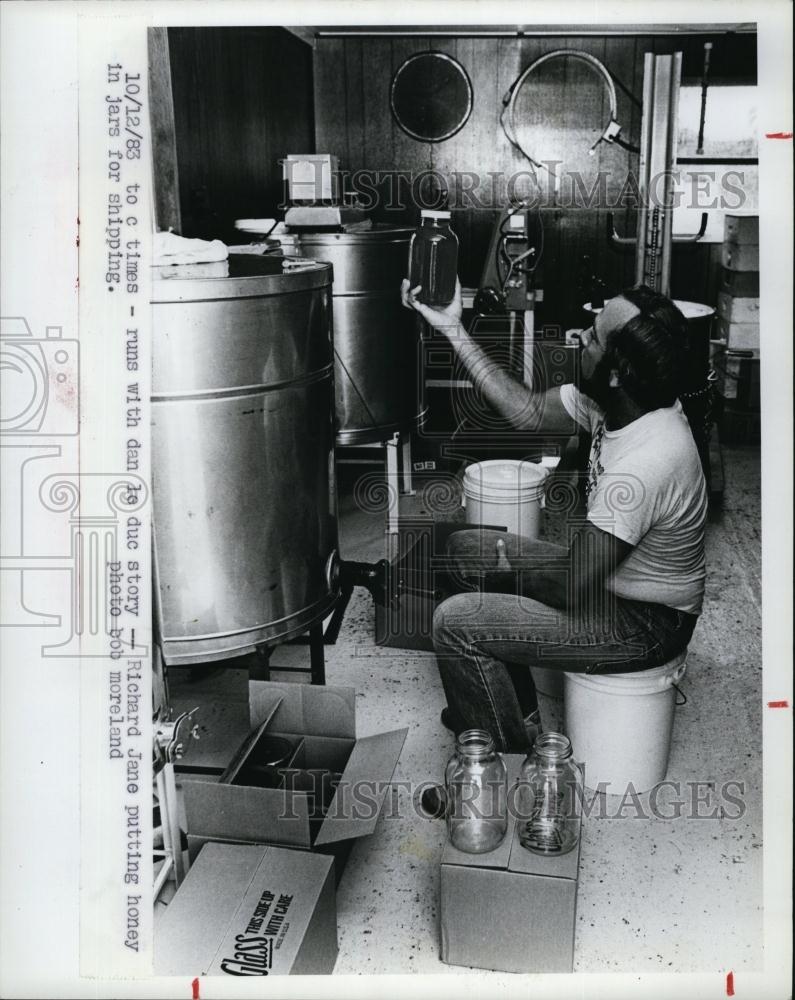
[
  {"left": 727, "top": 970, "right": 735, "bottom": 996},
  {"left": 192, "top": 978, "right": 200, "bottom": 1000},
  {"left": 767, "top": 700, "right": 789, "bottom": 708},
  {"left": 765, "top": 131, "right": 793, "bottom": 139}
]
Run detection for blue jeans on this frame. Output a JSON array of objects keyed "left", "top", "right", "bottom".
[{"left": 432, "top": 530, "right": 697, "bottom": 752}]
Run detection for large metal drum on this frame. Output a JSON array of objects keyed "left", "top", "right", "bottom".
[
  {"left": 152, "top": 255, "right": 339, "bottom": 665},
  {"left": 296, "top": 227, "right": 427, "bottom": 445}
]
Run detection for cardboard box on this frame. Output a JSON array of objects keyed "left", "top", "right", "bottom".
[
  {"left": 717, "top": 291, "right": 760, "bottom": 325},
  {"left": 155, "top": 842, "right": 337, "bottom": 976},
  {"left": 714, "top": 347, "right": 760, "bottom": 408},
  {"left": 719, "top": 267, "right": 759, "bottom": 297},
  {"left": 181, "top": 683, "right": 407, "bottom": 874},
  {"left": 716, "top": 315, "right": 760, "bottom": 351},
  {"left": 722, "top": 240, "right": 759, "bottom": 272},
  {"left": 724, "top": 213, "right": 759, "bottom": 245},
  {"left": 440, "top": 754, "right": 582, "bottom": 974}
]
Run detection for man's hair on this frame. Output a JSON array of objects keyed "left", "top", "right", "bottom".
[{"left": 607, "top": 285, "right": 690, "bottom": 411}]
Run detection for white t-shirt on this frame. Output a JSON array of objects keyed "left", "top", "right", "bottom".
[{"left": 560, "top": 384, "right": 708, "bottom": 615}]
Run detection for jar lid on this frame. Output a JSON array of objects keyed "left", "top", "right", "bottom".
[
  {"left": 463, "top": 460, "right": 547, "bottom": 501},
  {"left": 420, "top": 210, "right": 452, "bottom": 220}
]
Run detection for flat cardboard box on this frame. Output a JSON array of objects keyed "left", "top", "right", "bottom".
[
  {"left": 717, "top": 291, "right": 760, "bottom": 325},
  {"left": 440, "top": 754, "right": 582, "bottom": 974},
  {"left": 713, "top": 346, "right": 760, "bottom": 405},
  {"left": 716, "top": 315, "right": 760, "bottom": 351},
  {"left": 719, "top": 266, "right": 759, "bottom": 297},
  {"left": 722, "top": 240, "right": 759, "bottom": 272},
  {"left": 181, "top": 682, "right": 407, "bottom": 873},
  {"left": 724, "top": 213, "right": 759, "bottom": 245},
  {"left": 155, "top": 842, "right": 338, "bottom": 976}
]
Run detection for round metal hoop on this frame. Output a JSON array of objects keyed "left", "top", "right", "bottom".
[
  {"left": 502, "top": 49, "right": 621, "bottom": 166},
  {"left": 390, "top": 51, "right": 474, "bottom": 143}
]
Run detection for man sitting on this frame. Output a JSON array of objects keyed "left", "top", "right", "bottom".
[{"left": 401, "top": 279, "right": 708, "bottom": 753}]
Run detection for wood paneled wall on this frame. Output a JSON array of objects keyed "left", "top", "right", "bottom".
[
  {"left": 313, "top": 32, "right": 755, "bottom": 329},
  {"left": 167, "top": 27, "right": 314, "bottom": 243}
]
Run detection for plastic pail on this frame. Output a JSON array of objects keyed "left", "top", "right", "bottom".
[
  {"left": 530, "top": 666, "right": 565, "bottom": 700},
  {"left": 564, "top": 652, "right": 687, "bottom": 794},
  {"left": 462, "top": 460, "right": 546, "bottom": 539}
]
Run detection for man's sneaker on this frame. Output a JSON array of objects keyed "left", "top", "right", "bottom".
[
  {"left": 440, "top": 707, "right": 463, "bottom": 733},
  {"left": 442, "top": 707, "right": 542, "bottom": 746},
  {"left": 420, "top": 784, "right": 446, "bottom": 819}
]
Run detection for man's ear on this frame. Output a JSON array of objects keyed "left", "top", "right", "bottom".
[{"left": 612, "top": 357, "right": 634, "bottom": 388}]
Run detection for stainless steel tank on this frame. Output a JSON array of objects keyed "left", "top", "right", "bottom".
[
  {"left": 152, "top": 255, "right": 339, "bottom": 665},
  {"left": 295, "top": 227, "right": 428, "bottom": 445}
]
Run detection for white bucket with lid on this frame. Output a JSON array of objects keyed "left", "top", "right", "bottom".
[
  {"left": 564, "top": 652, "right": 688, "bottom": 794},
  {"left": 462, "top": 460, "right": 547, "bottom": 539}
]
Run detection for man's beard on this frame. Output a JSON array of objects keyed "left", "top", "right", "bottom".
[{"left": 580, "top": 354, "right": 614, "bottom": 409}]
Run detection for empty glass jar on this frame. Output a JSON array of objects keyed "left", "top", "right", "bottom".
[
  {"left": 515, "top": 732, "right": 583, "bottom": 856},
  {"left": 445, "top": 729, "right": 508, "bottom": 854}
]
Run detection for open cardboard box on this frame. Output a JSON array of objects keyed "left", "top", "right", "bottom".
[
  {"left": 440, "top": 754, "right": 582, "bottom": 974},
  {"left": 181, "top": 682, "right": 407, "bottom": 879}
]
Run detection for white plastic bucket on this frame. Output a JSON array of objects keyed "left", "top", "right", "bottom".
[
  {"left": 531, "top": 666, "right": 565, "bottom": 700},
  {"left": 462, "top": 460, "right": 547, "bottom": 539},
  {"left": 564, "top": 652, "right": 687, "bottom": 794}
]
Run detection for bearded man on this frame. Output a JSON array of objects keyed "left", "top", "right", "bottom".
[{"left": 401, "top": 280, "right": 707, "bottom": 753}]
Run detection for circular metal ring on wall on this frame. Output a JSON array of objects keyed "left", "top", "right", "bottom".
[
  {"left": 502, "top": 49, "right": 622, "bottom": 165},
  {"left": 390, "top": 51, "right": 474, "bottom": 143}
]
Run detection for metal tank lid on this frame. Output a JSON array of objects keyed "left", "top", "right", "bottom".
[
  {"left": 293, "top": 224, "right": 414, "bottom": 246},
  {"left": 151, "top": 253, "right": 332, "bottom": 303}
]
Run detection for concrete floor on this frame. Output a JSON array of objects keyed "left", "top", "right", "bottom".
[{"left": 166, "top": 442, "right": 763, "bottom": 976}]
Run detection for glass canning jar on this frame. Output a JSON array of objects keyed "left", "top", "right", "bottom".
[
  {"left": 515, "top": 732, "right": 583, "bottom": 856},
  {"left": 445, "top": 729, "right": 508, "bottom": 854},
  {"left": 408, "top": 209, "right": 459, "bottom": 306}
]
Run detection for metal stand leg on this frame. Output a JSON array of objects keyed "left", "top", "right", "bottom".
[
  {"left": 323, "top": 584, "right": 354, "bottom": 645},
  {"left": 385, "top": 433, "right": 400, "bottom": 535},
  {"left": 400, "top": 432, "right": 414, "bottom": 495},
  {"left": 309, "top": 623, "right": 326, "bottom": 685},
  {"left": 248, "top": 645, "right": 271, "bottom": 682},
  {"left": 156, "top": 761, "right": 186, "bottom": 888},
  {"left": 153, "top": 640, "right": 169, "bottom": 721},
  {"left": 521, "top": 308, "right": 535, "bottom": 389}
]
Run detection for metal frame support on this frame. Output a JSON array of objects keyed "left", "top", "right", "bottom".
[
  {"left": 605, "top": 52, "right": 708, "bottom": 292},
  {"left": 635, "top": 52, "right": 682, "bottom": 296},
  {"left": 401, "top": 435, "right": 414, "bottom": 496},
  {"left": 153, "top": 705, "right": 199, "bottom": 896}
]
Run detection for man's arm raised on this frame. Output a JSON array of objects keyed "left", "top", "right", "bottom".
[{"left": 401, "top": 278, "right": 574, "bottom": 436}]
